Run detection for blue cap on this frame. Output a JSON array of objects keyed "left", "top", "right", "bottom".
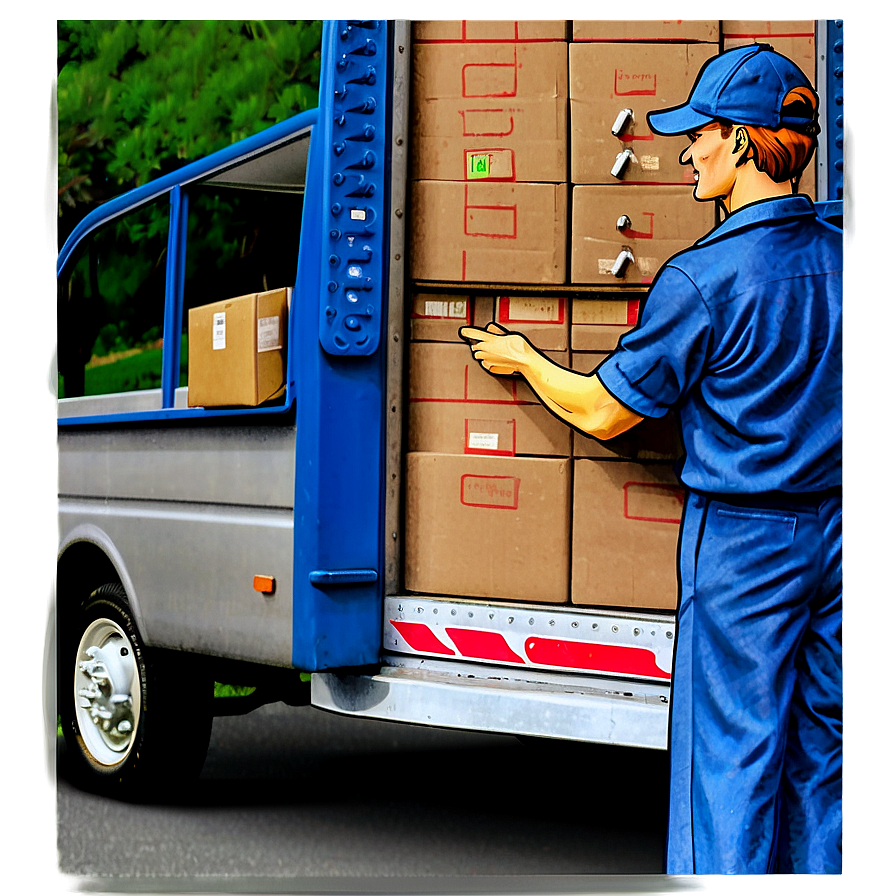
[{"left": 647, "top": 43, "right": 816, "bottom": 136}]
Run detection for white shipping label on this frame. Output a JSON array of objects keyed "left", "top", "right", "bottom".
[
  {"left": 257, "top": 316, "right": 281, "bottom": 352},
  {"left": 424, "top": 300, "right": 468, "bottom": 319},
  {"left": 467, "top": 431, "right": 500, "bottom": 451},
  {"left": 213, "top": 312, "right": 226, "bottom": 350},
  {"left": 639, "top": 155, "right": 660, "bottom": 171}
]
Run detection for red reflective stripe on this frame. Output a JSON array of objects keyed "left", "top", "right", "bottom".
[
  {"left": 445, "top": 628, "right": 525, "bottom": 664},
  {"left": 390, "top": 620, "right": 456, "bottom": 655},
  {"left": 525, "top": 637, "right": 671, "bottom": 680}
]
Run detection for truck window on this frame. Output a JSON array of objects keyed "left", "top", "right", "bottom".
[
  {"left": 57, "top": 195, "right": 170, "bottom": 399},
  {"left": 179, "top": 185, "right": 304, "bottom": 389}
]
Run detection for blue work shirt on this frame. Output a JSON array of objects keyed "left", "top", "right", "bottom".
[{"left": 597, "top": 194, "right": 842, "bottom": 496}]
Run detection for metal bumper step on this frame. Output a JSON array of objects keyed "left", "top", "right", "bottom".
[{"left": 311, "top": 656, "right": 670, "bottom": 750}]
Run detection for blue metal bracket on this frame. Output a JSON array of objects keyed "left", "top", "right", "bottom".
[
  {"left": 309, "top": 569, "right": 379, "bottom": 587},
  {"left": 317, "top": 20, "right": 390, "bottom": 356}
]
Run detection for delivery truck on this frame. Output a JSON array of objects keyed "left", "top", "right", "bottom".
[{"left": 55, "top": 19, "right": 844, "bottom": 794}]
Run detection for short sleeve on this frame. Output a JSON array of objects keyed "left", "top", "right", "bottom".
[{"left": 597, "top": 264, "right": 712, "bottom": 418}]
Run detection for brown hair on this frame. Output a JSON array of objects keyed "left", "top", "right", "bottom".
[{"left": 706, "top": 87, "right": 820, "bottom": 186}]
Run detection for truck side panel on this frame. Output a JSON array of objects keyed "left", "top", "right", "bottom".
[{"left": 58, "top": 414, "right": 296, "bottom": 665}]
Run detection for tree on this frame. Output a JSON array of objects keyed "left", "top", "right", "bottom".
[
  {"left": 56, "top": 20, "right": 323, "bottom": 398},
  {"left": 57, "top": 20, "right": 322, "bottom": 248}
]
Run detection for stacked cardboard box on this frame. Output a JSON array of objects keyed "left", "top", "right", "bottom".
[
  {"left": 409, "top": 21, "right": 569, "bottom": 284},
  {"left": 568, "top": 22, "right": 719, "bottom": 285},
  {"left": 563, "top": 23, "right": 702, "bottom": 608},
  {"left": 406, "top": 21, "right": 814, "bottom": 613},
  {"left": 405, "top": 293, "right": 573, "bottom": 603}
]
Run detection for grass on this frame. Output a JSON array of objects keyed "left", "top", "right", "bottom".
[{"left": 59, "top": 335, "right": 190, "bottom": 399}]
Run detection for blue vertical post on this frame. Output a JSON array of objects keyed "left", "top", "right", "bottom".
[
  {"left": 291, "top": 20, "right": 392, "bottom": 670},
  {"left": 825, "top": 21, "right": 844, "bottom": 202},
  {"left": 162, "top": 185, "right": 188, "bottom": 406}
]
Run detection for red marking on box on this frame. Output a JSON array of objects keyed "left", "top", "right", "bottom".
[
  {"left": 623, "top": 481, "right": 685, "bottom": 524},
  {"left": 460, "top": 474, "right": 521, "bottom": 509},
  {"left": 464, "top": 418, "right": 516, "bottom": 456},
  {"left": 411, "top": 396, "right": 537, "bottom": 407},
  {"left": 464, "top": 196, "right": 518, "bottom": 239},
  {"left": 619, "top": 212, "right": 655, "bottom": 241},
  {"left": 445, "top": 628, "right": 525, "bottom": 664},
  {"left": 460, "top": 109, "right": 516, "bottom": 137},
  {"left": 390, "top": 620, "right": 456, "bottom": 655},
  {"left": 575, "top": 37, "right": 717, "bottom": 43},
  {"left": 525, "top": 637, "right": 671, "bottom": 680},
  {"left": 614, "top": 69, "right": 658, "bottom": 97},
  {"left": 724, "top": 31, "right": 814, "bottom": 38},
  {"left": 627, "top": 300, "right": 640, "bottom": 325},
  {"left": 462, "top": 51, "right": 518, "bottom": 98},
  {"left": 497, "top": 296, "right": 566, "bottom": 325}
]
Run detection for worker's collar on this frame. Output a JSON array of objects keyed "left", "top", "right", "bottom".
[{"left": 696, "top": 194, "right": 818, "bottom": 247}]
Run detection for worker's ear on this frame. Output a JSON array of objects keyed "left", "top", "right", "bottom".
[{"left": 732, "top": 126, "right": 750, "bottom": 161}]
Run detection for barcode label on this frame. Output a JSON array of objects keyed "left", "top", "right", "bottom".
[{"left": 213, "top": 312, "right": 226, "bottom": 350}]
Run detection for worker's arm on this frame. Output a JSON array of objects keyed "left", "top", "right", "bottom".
[{"left": 459, "top": 323, "right": 643, "bottom": 441}]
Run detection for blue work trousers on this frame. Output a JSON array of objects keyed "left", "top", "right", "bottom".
[{"left": 666, "top": 490, "right": 842, "bottom": 874}]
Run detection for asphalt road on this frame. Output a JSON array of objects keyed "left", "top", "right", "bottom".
[{"left": 56, "top": 700, "right": 673, "bottom": 892}]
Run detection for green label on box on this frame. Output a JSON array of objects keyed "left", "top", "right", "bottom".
[{"left": 467, "top": 153, "right": 491, "bottom": 179}]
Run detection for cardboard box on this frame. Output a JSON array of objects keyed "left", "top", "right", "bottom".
[
  {"left": 411, "top": 40, "right": 568, "bottom": 183},
  {"left": 187, "top": 287, "right": 289, "bottom": 408},
  {"left": 570, "top": 353, "right": 683, "bottom": 461},
  {"left": 490, "top": 295, "right": 569, "bottom": 351},
  {"left": 571, "top": 296, "right": 641, "bottom": 351},
  {"left": 413, "top": 21, "right": 568, "bottom": 42},
  {"left": 572, "top": 21, "right": 720, "bottom": 42},
  {"left": 571, "top": 459, "right": 684, "bottom": 609},
  {"left": 722, "top": 22, "right": 817, "bottom": 200},
  {"left": 571, "top": 185, "right": 715, "bottom": 284},
  {"left": 410, "top": 180, "right": 568, "bottom": 283},
  {"left": 569, "top": 42, "right": 717, "bottom": 184},
  {"left": 409, "top": 293, "right": 494, "bottom": 342},
  {"left": 407, "top": 342, "right": 571, "bottom": 457},
  {"left": 405, "top": 452, "right": 571, "bottom": 603}
]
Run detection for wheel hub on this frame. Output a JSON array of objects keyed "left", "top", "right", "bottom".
[{"left": 74, "top": 618, "right": 141, "bottom": 765}]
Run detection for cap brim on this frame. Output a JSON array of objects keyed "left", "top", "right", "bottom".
[{"left": 646, "top": 103, "right": 715, "bottom": 136}]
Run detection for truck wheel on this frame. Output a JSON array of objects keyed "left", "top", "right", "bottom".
[{"left": 59, "top": 583, "right": 213, "bottom": 799}]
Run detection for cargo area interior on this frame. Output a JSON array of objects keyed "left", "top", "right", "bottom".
[{"left": 396, "top": 19, "right": 824, "bottom": 616}]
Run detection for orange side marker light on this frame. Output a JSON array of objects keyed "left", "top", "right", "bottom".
[{"left": 253, "top": 575, "right": 276, "bottom": 595}]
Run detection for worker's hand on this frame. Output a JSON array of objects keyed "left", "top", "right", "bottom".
[{"left": 459, "top": 322, "right": 532, "bottom": 376}]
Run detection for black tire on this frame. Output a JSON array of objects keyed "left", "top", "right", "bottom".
[{"left": 59, "top": 583, "right": 214, "bottom": 799}]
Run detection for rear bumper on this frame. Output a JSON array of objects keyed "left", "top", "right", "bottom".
[{"left": 311, "top": 657, "right": 670, "bottom": 749}]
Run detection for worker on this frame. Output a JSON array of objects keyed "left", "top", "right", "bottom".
[{"left": 460, "top": 43, "right": 842, "bottom": 875}]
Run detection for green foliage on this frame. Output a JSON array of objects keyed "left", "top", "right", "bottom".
[
  {"left": 214, "top": 683, "right": 257, "bottom": 698},
  {"left": 58, "top": 333, "right": 187, "bottom": 399},
  {"left": 57, "top": 20, "right": 322, "bottom": 244}
]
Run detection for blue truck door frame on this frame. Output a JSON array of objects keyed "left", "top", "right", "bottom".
[{"left": 291, "top": 21, "right": 393, "bottom": 670}]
